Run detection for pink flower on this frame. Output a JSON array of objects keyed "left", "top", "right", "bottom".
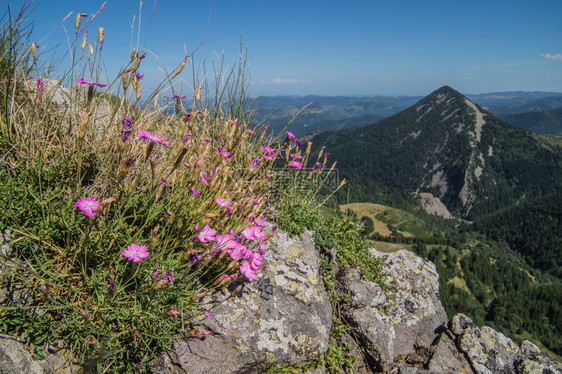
[
  {"left": 197, "top": 225, "right": 216, "bottom": 243},
  {"left": 212, "top": 234, "right": 234, "bottom": 250},
  {"left": 239, "top": 252, "right": 262, "bottom": 280},
  {"left": 215, "top": 198, "right": 232, "bottom": 208},
  {"left": 204, "top": 310, "right": 213, "bottom": 317},
  {"left": 121, "top": 243, "right": 150, "bottom": 262},
  {"left": 74, "top": 196, "right": 104, "bottom": 217},
  {"left": 173, "top": 95, "right": 186, "bottom": 99},
  {"left": 191, "top": 188, "right": 200, "bottom": 197},
  {"left": 263, "top": 154, "right": 275, "bottom": 161},
  {"left": 241, "top": 225, "right": 267, "bottom": 241},
  {"left": 137, "top": 130, "right": 169, "bottom": 146},
  {"left": 247, "top": 129, "right": 256, "bottom": 134},
  {"left": 288, "top": 160, "right": 303, "bottom": 169},
  {"left": 251, "top": 157, "right": 260, "bottom": 169},
  {"left": 252, "top": 216, "right": 267, "bottom": 228},
  {"left": 286, "top": 131, "right": 302, "bottom": 147},
  {"left": 261, "top": 145, "right": 275, "bottom": 153},
  {"left": 37, "top": 79, "right": 43, "bottom": 89},
  {"left": 76, "top": 78, "right": 107, "bottom": 87},
  {"left": 240, "top": 261, "right": 255, "bottom": 280},
  {"left": 199, "top": 171, "right": 210, "bottom": 186}
]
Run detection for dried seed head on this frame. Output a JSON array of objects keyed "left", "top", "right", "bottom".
[
  {"left": 30, "top": 42, "right": 38, "bottom": 61},
  {"left": 97, "top": 26, "right": 104, "bottom": 45},
  {"left": 81, "top": 32, "right": 88, "bottom": 51},
  {"left": 122, "top": 71, "right": 129, "bottom": 91},
  {"left": 153, "top": 278, "right": 168, "bottom": 290},
  {"left": 88, "top": 42, "right": 94, "bottom": 55},
  {"left": 172, "top": 55, "right": 189, "bottom": 78},
  {"left": 75, "top": 13, "right": 87, "bottom": 34}
]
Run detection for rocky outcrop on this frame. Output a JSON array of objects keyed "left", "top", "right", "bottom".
[
  {"left": 341, "top": 248, "right": 449, "bottom": 371},
  {"left": 165, "top": 228, "right": 333, "bottom": 374},
  {"left": 440, "top": 314, "right": 562, "bottom": 374}
]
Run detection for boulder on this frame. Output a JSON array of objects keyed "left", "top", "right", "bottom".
[
  {"left": 0, "top": 337, "right": 80, "bottom": 374},
  {"left": 170, "top": 227, "right": 332, "bottom": 373},
  {"left": 341, "top": 248, "right": 448, "bottom": 371},
  {"left": 427, "top": 332, "right": 472, "bottom": 373},
  {"left": 450, "top": 314, "right": 562, "bottom": 374}
]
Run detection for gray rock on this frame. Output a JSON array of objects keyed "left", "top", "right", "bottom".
[
  {"left": 449, "top": 314, "right": 562, "bottom": 374},
  {"left": 171, "top": 228, "right": 332, "bottom": 374},
  {"left": 0, "top": 337, "right": 80, "bottom": 374},
  {"left": 514, "top": 340, "right": 562, "bottom": 374},
  {"left": 342, "top": 248, "right": 448, "bottom": 372},
  {"left": 428, "top": 332, "right": 472, "bottom": 373},
  {"left": 452, "top": 314, "right": 519, "bottom": 374}
]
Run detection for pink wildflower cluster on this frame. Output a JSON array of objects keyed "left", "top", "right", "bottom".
[
  {"left": 261, "top": 145, "right": 276, "bottom": 161},
  {"left": 195, "top": 218, "right": 269, "bottom": 280}
]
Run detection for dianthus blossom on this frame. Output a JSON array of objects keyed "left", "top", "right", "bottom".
[
  {"left": 121, "top": 243, "right": 150, "bottom": 262},
  {"left": 251, "top": 157, "right": 260, "bottom": 169},
  {"left": 215, "top": 198, "right": 232, "bottom": 208},
  {"left": 286, "top": 131, "right": 302, "bottom": 147},
  {"left": 197, "top": 225, "right": 216, "bottom": 243},
  {"left": 261, "top": 145, "right": 275, "bottom": 153},
  {"left": 288, "top": 160, "right": 303, "bottom": 169},
  {"left": 76, "top": 78, "right": 107, "bottom": 87},
  {"left": 74, "top": 196, "right": 104, "bottom": 217},
  {"left": 241, "top": 225, "right": 267, "bottom": 241},
  {"left": 137, "top": 130, "right": 169, "bottom": 146}
]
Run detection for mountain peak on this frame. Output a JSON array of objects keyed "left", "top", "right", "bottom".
[{"left": 310, "top": 85, "right": 562, "bottom": 220}]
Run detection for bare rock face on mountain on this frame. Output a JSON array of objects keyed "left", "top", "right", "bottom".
[
  {"left": 164, "top": 228, "right": 332, "bottom": 374},
  {"left": 341, "top": 248, "right": 448, "bottom": 371}
]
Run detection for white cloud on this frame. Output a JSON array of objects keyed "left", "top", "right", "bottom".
[
  {"left": 271, "top": 77, "right": 299, "bottom": 84},
  {"left": 540, "top": 53, "right": 562, "bottom": 62}
]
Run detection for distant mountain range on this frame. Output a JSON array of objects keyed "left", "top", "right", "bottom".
[
  {"left": 307, "top": 86, "right": 562, "bottom": 276},
  {"left": 253, "top": 91, "right": 562, "bottom": 136},
  {"left": 502, "top": 107, "right": 562, "bottom": 135},
  {"left": 252, "top": 95, "right": 421, "bottom": 135}
]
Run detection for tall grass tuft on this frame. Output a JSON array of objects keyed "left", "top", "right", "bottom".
[{"left": 0, "top": 3, "right": 339, "bottom": 372}]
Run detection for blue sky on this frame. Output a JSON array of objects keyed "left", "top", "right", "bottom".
[{"left": 8, "top": 0, "right": 562, "bottom": 96}]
